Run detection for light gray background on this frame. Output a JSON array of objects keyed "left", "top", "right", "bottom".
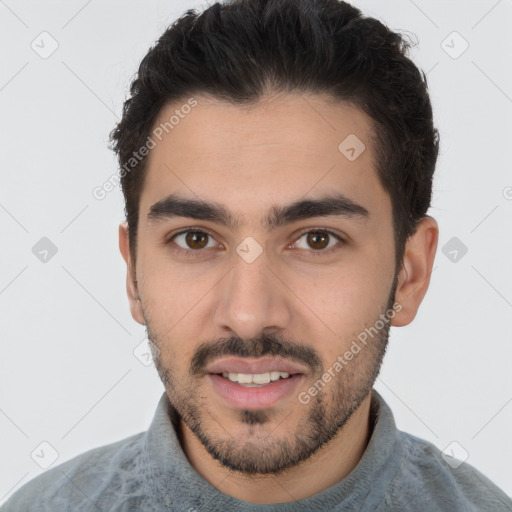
[{"left": 1, "top": 0, "right": 511, "bottom": 504}]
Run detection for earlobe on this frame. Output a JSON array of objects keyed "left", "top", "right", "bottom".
[
  {"left": 391, "top": 216, "right": 438, "bottom": 327},
  {"left": 118, "top": 222, "right": 146, "bottom": 325}
]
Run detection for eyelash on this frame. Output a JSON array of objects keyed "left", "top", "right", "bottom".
[{"left": 166, "top": 228, "right": 347, "bottom": 258}]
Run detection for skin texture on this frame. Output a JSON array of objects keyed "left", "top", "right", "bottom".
[{"left": 119, "top": 92, "right": 438, "bottom": 503}]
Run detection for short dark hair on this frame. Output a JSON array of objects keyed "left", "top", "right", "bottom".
[{"left": 109, "top": 0, "right": 440, "bottom": 271}]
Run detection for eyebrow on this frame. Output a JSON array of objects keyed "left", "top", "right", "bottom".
[{"left": 147, "top": 192, "right": 369, "bottom": 230}]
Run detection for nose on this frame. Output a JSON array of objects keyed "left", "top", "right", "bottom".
[{"left": 213, "top": 247, "right": 293, "bottom": 341}]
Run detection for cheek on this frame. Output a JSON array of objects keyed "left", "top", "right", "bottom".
[
  {"left": 140, "top": 253, "right": 218, "bottom": 321},
  {"left": 295, "top": 262, "right": 387, "bottom": 317},
  {"left": 291, "top": 265, "right": 391, "bottom": 359}
]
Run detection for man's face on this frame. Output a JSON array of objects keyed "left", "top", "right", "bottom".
[{"left": 124, "top": 93, "right": 400, "bottom": 474}]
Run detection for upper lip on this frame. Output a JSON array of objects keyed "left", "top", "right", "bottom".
[{"left": 205, "top": 357, "right": 308, "bottom": 375}]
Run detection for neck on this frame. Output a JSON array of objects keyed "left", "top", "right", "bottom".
[{"left": 178, "top": 392, "right": 373, "bottom": 504}]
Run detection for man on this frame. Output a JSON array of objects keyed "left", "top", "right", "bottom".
[{"left": 3, "top": 0, "right": 511, "bottom": 510}]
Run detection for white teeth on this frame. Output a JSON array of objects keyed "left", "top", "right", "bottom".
[
  {"left": 221, "top": 371, "right": 291, "bottom": 384},
  {"left": 237, "top": 373, "right": 253, "bottom": 384},
  {"left": 270, "top": 371, "right": 281, "bottom": 381},
  {"left": 253, "top": 372, "right": 271, "bottom": 384}
]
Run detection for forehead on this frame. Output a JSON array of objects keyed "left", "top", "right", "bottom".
[{"left": 139, "top": 93, "right": 390, "bottom": 226}]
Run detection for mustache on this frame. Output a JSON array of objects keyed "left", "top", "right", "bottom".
[{"left": 190, "top": 333, "right": 323, "bottom": 376}]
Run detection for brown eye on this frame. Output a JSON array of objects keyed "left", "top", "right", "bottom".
[
  {"left": 185, "top": 231, "right": 209, "bottom": 249},
  {"left": 171, "top": 230, "right": 216, "bottom": 252},
  {"left": 294, "top": 230, "right": 344, "bottom": 253},
  {"left": 306, "top": 232, "right": 330, "bottom": 250}
]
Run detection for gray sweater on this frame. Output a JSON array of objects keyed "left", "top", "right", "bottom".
[{"left": 2, "top": 390, "right": 511, "bottom": 511}]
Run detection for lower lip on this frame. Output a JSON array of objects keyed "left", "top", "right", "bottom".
[{"left": 208, "top": 373, "right": 304, "bottom": 410}]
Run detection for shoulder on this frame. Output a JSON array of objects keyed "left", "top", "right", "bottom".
[
  {"left": 1, "top": 432, "right": 146, "bottom": 511},
  {"left": 380, "top": 430, "right": 512, "bottom": 511}
]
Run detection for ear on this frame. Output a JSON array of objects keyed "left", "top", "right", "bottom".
[
  {"left": 119, "top": 222, "right": 145, "bottom": 325},
  {"left": 391, "top": 216, "right": 438, "bottom": 327}
]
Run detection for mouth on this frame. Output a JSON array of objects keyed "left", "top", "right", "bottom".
[
  {"left": 205, "top": 357, "right": 307, "bottom": 410},
  {"left": 216, "top": 370, "right": 295, "bottom": 387},
  {"left": 204, "top": 355, "right": 308, "bottom": 377}
]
